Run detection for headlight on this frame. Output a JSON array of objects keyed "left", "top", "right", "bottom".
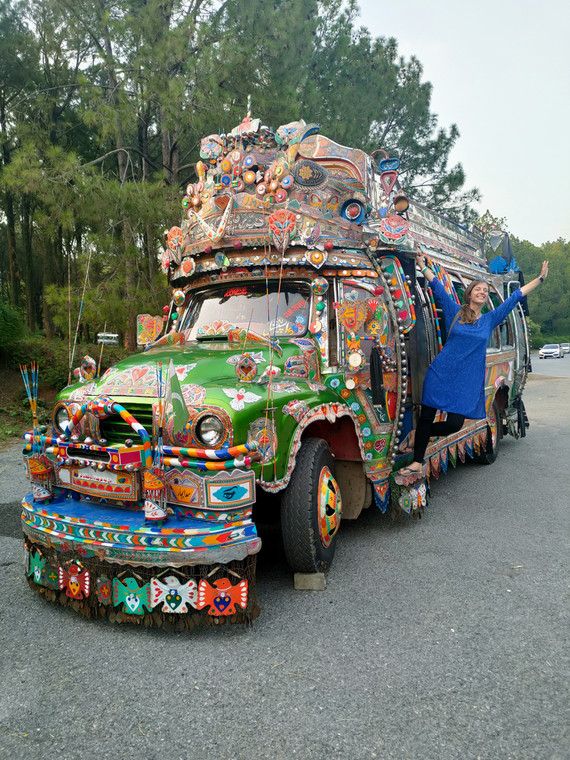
[
  {"left": 54, "top": 405, "right": 70, "bottom": 435},
  {"left": 195, "top": 415, "right": 225, "bottom": 447}
]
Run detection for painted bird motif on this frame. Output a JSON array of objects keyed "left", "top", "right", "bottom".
[
  {"left": 151, "top": 575, "right": 197, "bottom": 613},
  {"left": 112, "top": 577, "right": 152, "bottom": 616},
  {"left": 58, "top": 562, "right": 90, "bottom": 599},
  {"left": 196, "top": 577, "right": 248, "bottom": 616}
]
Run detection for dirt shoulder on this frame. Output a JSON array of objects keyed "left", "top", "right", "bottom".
[{"left": 0, "top": 367, "right": 59, "bottom": 452}]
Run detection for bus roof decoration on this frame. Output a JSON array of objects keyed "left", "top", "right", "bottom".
[{"left": 164, "top": 116, "right": 486, "bottom": 285}]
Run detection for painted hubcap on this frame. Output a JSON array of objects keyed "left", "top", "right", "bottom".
[{"left": 317, "top": 467, "right": 342, "bottom": 547}]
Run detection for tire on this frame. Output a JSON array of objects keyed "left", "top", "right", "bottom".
[
  {"left": 477, "top": 400, "right": 500, "bottom": 465},
  {"left": 281, "top": 438, "right": 342, "bottom": 573}
]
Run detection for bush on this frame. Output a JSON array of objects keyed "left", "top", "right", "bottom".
[
  {"left": 0, "top": 301, "right": 24, "bottom": 351},
  {"left": 10, "top": 336, "right": 133, "bottom": 389}
]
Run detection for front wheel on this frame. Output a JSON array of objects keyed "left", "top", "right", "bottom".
[
  {"left": 476, "top": 400, "right": 500, "bottom": 465},
  {"left": 281, "top": 438, "right": 342, "bottom": 573}
]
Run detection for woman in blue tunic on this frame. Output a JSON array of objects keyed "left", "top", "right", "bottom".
[{"left": 399, "top": 250, "right": 549, "bottom": 476}]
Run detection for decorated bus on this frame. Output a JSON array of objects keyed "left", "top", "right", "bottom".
[{"left": 21, "top": 114, "right": 531, "bottom": 626}]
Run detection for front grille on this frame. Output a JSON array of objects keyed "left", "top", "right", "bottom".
[{"left": 99, "top": 402, "right": 154, "bottom": 445}]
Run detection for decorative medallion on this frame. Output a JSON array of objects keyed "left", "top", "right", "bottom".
[
  {"left": 96, "top": 575, "right": 112, "bottom": 605},
  {"left": 312, "top": 277, "right": 329, "bottom": 295},
  {"left": 235, "top": 353, "right": 258, "bottom": 382},
  {"left": 292, "top": 159, "right": 328, "bottom": 186},
  {"left": 307, "top": 249, "right": 328, "bottom": 269}
]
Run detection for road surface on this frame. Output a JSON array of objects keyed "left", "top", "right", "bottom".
[{"left": 0, "top": 363, "right": 567, "bottom": 760}]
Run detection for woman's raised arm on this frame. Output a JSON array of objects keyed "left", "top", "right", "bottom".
[{"left": 520, "top": 261, "right": 549, "bottom": 296}]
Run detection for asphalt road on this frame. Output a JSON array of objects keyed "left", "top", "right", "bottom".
[{"left": 0, "top": 364, "right": 568, "bottom": 760}]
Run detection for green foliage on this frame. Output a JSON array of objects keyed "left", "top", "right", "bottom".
[
  {"left": 513, "top": 237, "right": 570, "bottom": 337},
  {"left": 0, "top": 299, "right": 24, "bottom": 350},
  {"left": 1, "top": 0, "right": 483, "bottom": 342}
]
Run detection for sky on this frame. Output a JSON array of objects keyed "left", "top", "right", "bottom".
[{"left": 356, "top": 0, "right": 570, "bottom": 246}]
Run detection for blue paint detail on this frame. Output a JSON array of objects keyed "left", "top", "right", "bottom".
[
  {"left": 378, "top": 158, "right": 400, "bottom": 172},
  {"left": 211, "top": 484, "right": 248, "bottom": 503}
]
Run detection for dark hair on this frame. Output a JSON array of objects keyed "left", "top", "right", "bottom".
[{"left": 458, "top": 279, "right": 489, "bottom": 324}]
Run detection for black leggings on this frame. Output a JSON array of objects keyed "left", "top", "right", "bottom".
[{"left": 413, "top": 405, "right": 465, "bottom": 464}]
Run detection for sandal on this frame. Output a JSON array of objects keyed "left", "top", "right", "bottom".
[
  {"left": 397, "top": 431, "right": 416, "bottom": 455},
  {"left": 397, "top": 465, "right": 423, "bottom": 477}
]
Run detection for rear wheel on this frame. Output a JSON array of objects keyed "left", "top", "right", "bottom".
[
  {"left": 477, "top": 400, "right": 500, "bottom": 465},
  {"left": 281, "top": 438, "right": 342, "bottom": 573}
]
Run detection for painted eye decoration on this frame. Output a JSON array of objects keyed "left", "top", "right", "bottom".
[{"left": 341, "top": 200, "right": 366, "bottom": 224}]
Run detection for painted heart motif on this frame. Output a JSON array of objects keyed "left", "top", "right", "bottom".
[
  {"left": 399, "top": 310, "right": 409, "bottom": 320},
  {"left": 374, "top": 438, "right": 387, "bottom": 454},
  {"left": 166, "top": 593, "right": 181, "bottom": 611},
  {"left": 380, "top": 171, "right": 398, "bottom": 195},
  {"left": 126, "top": 594, "right": 140, "bottom": 613},
  {"left": 214, "top": 594, "right": 231, "bottom": 612},
  {"left": 132, "top": 367, "right": 148, "bottom": 383},
  {"left": 393, "top": 288, "right": 402, "bottom": 299}
]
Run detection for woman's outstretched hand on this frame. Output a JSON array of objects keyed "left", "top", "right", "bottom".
[
  {"left": 415, "top": 246, "right": 426, "bottom": 270},
  {"left": 540, "top": 260, "right": 549, "bottom": 280}
]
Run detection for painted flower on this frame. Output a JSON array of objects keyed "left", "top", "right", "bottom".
[{"left": 330, "top": 378, "right": 340, "bottom": 389}]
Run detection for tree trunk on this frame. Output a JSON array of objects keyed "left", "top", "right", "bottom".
[
  {"left": 21, "top": 196, "right": 37, "bottom": 332},
  {"left": 3, "top": 191, "right": 21, "bottom": 307}
]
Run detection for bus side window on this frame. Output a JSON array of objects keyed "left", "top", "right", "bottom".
[{"left": 489, "top": 289, "right": 514, "bottom": 348}]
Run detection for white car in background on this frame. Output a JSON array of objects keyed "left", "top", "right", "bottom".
[
  {"left": 560, "top": 342, "right": 569, "bottom": 355},
  {"left": 539, "top": 343, "right": 563, "bottom": 359}
]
